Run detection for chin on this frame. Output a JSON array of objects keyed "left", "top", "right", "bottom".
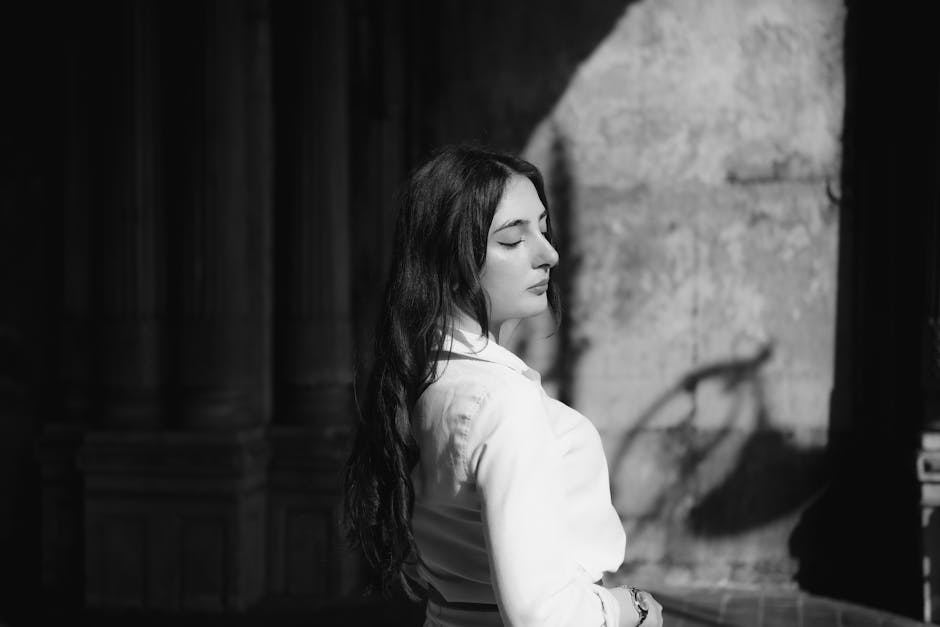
[{"left": 519, "top": 300, "right": 549, "bottom": 320}]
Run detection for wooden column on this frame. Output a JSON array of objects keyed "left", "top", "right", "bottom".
[
  {"left": 41, "top": 0, "right": 166, "bottom": 608},
  {"left": 172, "top": 0, "right": 266, "bottom": 431},
  {"left": 348, "top": 0, "right": 425, "bottom": 371},
  {"left": 267, "top": 0, "right": 359, "bottom": 603},
  {"left": 79, "top": 0, "right": 274, "bottom": 611},
  {"left": 274, "top": 0, "right": 352, "bottom": 429},
  {"left": 97, "top": 0, "right": 166, "bottom": 430},
  {"left": 37, "top": 2, "right": 104, "bottom": 605}
]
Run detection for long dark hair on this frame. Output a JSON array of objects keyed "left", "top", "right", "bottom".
[{"left": 343, "top": 145, "right": 560, "bottom": 596}]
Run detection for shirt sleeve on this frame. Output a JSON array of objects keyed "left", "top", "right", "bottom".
[{"left": 467, "top": 380, "right": 622, "bottom": 627}]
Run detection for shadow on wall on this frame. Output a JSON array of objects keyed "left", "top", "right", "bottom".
[
  {"left": 420, "top": 0, "right": 640, "bottom": 153},
  {"left": 528, "top": 128, "right": 830, "bottom": 560},
  {"left": 543, "top": 131, "right": 585, "bottom": 409},
  {"left": 607, "top": 343, "right": 829, "bottom": 543},
  {"left": 537, "top": 134, "right": 828, "bottom": 547}
]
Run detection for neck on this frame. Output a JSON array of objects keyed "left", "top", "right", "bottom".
[{"left": 452, "top": 310, "right": 518, "bottom": 346}]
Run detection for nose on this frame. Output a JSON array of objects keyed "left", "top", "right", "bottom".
[{"left": 535, "top": 233, "right": 559, "bottom": 269}]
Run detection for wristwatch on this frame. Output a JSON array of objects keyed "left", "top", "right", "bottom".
[{"left": 627, "top": 587, "right": 649, "bottom": 625}]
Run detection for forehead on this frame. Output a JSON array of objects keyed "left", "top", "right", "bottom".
[{"left": 489, "top": 175, "right": 545, "bottom": 232}]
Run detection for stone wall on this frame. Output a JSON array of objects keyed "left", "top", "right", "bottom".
[
  {"left": 522, "top": 0, "right": 844, "bottom": 587},
  {"left": 424, "top": 0, "right": 845, "bottom": 587}
]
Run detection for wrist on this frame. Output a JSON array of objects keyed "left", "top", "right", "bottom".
[
  {"left": 609, "top": 586, "right": 645, "bottom": 627},
  {"left": 623, "top": 586, "right": 649, "bottom": 626}
]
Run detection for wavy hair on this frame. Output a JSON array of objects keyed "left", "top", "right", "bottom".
[{"left": 343, "top": 145, "right": 561, "bottom": 596}]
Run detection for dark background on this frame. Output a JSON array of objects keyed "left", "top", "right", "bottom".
[{"left": 1, "top": 0, "right": 939, "bottom": 624}]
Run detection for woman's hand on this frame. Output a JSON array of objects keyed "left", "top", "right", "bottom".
[
  {"left": 611, "top": 586, "right": 664, "bottom": 627},
  {"left": 635, "top": 589, "right": 663, "bottom": 626}
]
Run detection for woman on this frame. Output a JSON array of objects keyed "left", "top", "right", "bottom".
[{"left": 345, "top": 145, "right": 664, "bottom": 627}]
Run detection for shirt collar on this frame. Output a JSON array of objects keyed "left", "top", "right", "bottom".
[{"left": 443, "top": 326, "right": 541, "bottom": 383}]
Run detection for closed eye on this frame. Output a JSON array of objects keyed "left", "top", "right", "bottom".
[{"left": 499, "top": 230, "right": 549, "bottom": 248}]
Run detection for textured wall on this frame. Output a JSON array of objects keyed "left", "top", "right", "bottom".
[{"left": 514, "top": 0, "right": 845, "bottom": 587}]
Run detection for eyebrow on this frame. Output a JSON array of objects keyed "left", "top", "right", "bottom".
[{"left": 493, "top": 211, "right": 547, "bottom": 234}]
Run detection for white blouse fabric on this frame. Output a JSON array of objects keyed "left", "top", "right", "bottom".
[{"left": 409, "top": 327, "right": 627, "bottom": 627}]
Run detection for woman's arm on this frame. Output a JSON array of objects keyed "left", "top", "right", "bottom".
[{"left": 468, "top": 381, "right": 628, "bottom": 626}]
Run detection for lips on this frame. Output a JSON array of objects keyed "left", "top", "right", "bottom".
[{"left": 529, "top": 278, "right": 549, "bottom": 289}]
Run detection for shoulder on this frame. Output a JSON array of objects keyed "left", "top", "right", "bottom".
[
  {"left": 412, "top": 359, "right": 543, "bottom": 476},
  {"left": 412, "top": 358, "right": 514, "bottom": 434},
  {"left": 459, "top": 367, "right": 559, "bottom": 486},
  {"left": 427, "top": 355, "right": 537, "bottom": 407},
  {"left": 452, "top": 364, "right": 547, "bottom": 445},
  {"left": 419, "top": 358, "right": 543, "bottom": 436}
]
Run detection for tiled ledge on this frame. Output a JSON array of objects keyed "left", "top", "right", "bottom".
[
  {"left": 18, "top": 587, "right": 929, "bottom": 627},
  {"left": 652, "top": 587, "right": 928, "bottom": 627}
]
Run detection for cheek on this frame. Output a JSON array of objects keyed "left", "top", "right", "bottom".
[{"left": 480, "top": 254, "right": 517, "bottom": 295}]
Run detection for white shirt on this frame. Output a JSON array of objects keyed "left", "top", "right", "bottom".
[{"left": 409, "top": 327, "right": 627, "bottom": 627}]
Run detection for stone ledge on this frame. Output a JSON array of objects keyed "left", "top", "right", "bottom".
[{"left": 80, "top": 428, "right": 268, "bottom": 611}]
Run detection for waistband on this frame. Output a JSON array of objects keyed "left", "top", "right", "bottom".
[
  {"left": 426, "top": 584, "right": 499, "bottom": 613},
  {"left": 425, "top": 578, "right": 606, "bottom": 614}
]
